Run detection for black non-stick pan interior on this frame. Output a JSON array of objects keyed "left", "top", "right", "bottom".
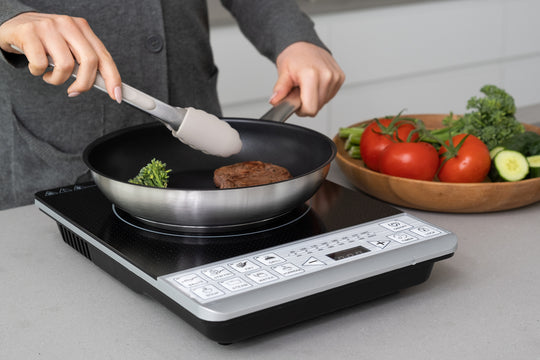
[{"left": 84, "top": 118, "right": 336, "bottom": 190}]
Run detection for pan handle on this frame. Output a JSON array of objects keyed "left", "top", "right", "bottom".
[{"left": 259, "top": 87, "right": 302, "bottom": 123}]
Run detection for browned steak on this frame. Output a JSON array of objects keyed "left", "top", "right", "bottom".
[{"left": 213, "top": 161, "right": 293, "bottom": 189}]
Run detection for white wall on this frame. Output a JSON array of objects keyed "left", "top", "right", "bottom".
[{"left": 210, "top": 0, "right": 540, "bottom": 136}]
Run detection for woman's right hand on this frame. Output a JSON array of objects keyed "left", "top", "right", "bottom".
[{"left": 0, "top": 12, "right": 122, "bottom": 102}]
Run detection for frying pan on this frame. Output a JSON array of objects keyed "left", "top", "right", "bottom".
[
  {"left": 83, "top": 95, "right": 336, "bottom": 230},
  {"left": 10, "top": 44, "right": 336, "bottom": 229}
]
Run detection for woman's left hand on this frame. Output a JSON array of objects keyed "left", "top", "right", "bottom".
[{"left": 270, "top": 41, "right": 345, "bottom": 117}]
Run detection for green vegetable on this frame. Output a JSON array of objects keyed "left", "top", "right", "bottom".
[
  {"left": 128, "top": 158, "right": 172, "bottom": 188},
  {"left": 348, "top": 146, "right": 361, "bottom": 159},
  {"left": 339, "top": 126, "right": 366, "bottom": 139},
  {"left": 527, "top": 155, "right": 540, "bottom": 178},
  {"left": 499, "top": 131, "right": 540, "bottom": 157},
  {"left": 490, "top": 150, "right": 529, "bottom": 182},
  {"left": 489, "top": 146, "right": 505, "bottom": 159},
  {"left": 339, "top": 125, "right": 365, "bottom": 157},
  {"left": 428, "top": 85, "right": 524, "bottom": 150},
  {"left": 344, "top": 133, "right": 362, "bottom": 150}
]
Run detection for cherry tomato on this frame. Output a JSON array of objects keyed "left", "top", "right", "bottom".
[
  {"left": 438, "top": 134, "right": 491, "bottom": 183},
  {"left": 360, "top": 118, "right": 418, "bottom": 171},
  {"left": 379, "top": 142, "right": 439, "bottom": 181}
]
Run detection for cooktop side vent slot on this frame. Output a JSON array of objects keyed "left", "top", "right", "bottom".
[{"left": 57, "top": 223, "right": 92, "bottom": 260}]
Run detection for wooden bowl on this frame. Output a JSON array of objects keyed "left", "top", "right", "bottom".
[{"left": 334, "top": 114, "right": 540, "bottom": 213}]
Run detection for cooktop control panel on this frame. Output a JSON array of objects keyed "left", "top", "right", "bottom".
[{"left": 159, "top": 213, "right": 456, "bottom": 320}]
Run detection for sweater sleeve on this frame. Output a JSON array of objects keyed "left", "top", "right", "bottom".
[
  {"left": 0, "top": 0, "right": 36, "bottom": 25},
  {"left": 0, "top": 1, "right": 38, "bottom": 66},
  {"left": 219, "top": 0, "right": 329, "bottom": 62}
]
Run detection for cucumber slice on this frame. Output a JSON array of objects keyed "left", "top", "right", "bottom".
[
  {"left": 492, "top": 150, "right": 529, "bottom": 182},
  {"left": 489, "top": 146, "right": 505, "bottom": 159},
  {"left": 527, "top": 154, "right": 540, "bottom": 178}
]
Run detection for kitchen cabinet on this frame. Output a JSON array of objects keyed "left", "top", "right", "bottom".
[{"left": 209, "top": 0, "right": 540, "bottom": 136}]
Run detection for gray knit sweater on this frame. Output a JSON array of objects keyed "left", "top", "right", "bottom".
[{"left": 0, "top": 0, "right": 326, "bottom": 208}]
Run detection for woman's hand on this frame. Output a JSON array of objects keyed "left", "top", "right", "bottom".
[
  {"left": 270, "top": 41, "right": 345, "bottom": 117},
  {"left": 0, "top": 12, "right": 122, "bottom": 102}
]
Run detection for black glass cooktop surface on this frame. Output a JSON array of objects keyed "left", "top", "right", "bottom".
[{"left": 35, "top": 181, "right": 401, "bottom": 279}]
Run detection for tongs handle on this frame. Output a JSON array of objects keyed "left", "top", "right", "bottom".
[{"left": 10, "top": 45, "right": 185, "bottom": 130}]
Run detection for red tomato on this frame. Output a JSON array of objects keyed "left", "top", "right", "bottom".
[
  {"left": 438, "top": 134, "right": 491, "bottom": 183},
  {"left": 379, "top": 142, "right": 439, "bottom": 181},
  {"left": 360, "top": 118, "right": 418, "bottom": 171}
]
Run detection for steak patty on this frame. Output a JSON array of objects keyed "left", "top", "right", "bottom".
[{"left": 213, "top": 161, "right": 293, "bottom": 189}]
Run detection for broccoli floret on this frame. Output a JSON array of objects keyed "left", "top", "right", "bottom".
[
  {"left": 128, "top": 158, "right": 172, "bottom": 188},
  {"left": 467, "top": 84, "right": 516, "bottom": 116},
  {"left": 431, "top": 85, "right": 524, "bottom": 150}
]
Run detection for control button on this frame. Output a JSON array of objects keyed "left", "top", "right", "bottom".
[
  {"left": 388, "top": 233, "right": 417, "bottom": 243},
  {"left": 287, "top": 250, "right": 299, "bottom": 257},
  {"left": 254, "top": 253, "right": 285, "bottom": 266},
  {"left": 380, "top": 220, "right": 412, "bottom": 232},
  {"left": 369, "top": 240, "right": 391, "bottom": 249},
  {"left": 145, "top": 34, "right": 164, "bottom": 53},
  {"left": 247, "top": 270, "right": 278, "bottom": 284},
  {"left": 220, "top": 277, "right": 252, "bottom": 292},
  {"left": 228, "top": 259, "right": 260, "bottom": 273},
  {"left": 410, "top": 226, "right": 441, "bottom": 237},
  {"left": 173, "top": 274, "right": 206, "bottom": 288},
  {"left": 346, "top": 235, "right": 357, "bottom": 243},
  {"left": 273, "top": 263, "right": 304, "bottom": 277},
  {"left": 192, "top": 285, "right": 224, "bottom": 300},
  {"left": 302, "top": 256, "right": 325, "bottom": 267},
  {"left": 354, "top": 231, "right": 376, "bottom": 239},
  {"left": 73, "top": 184, "right": 96, "bottom": 191},
  {"left": 202, "top": 266, "right": 234, "bottom": 281}
]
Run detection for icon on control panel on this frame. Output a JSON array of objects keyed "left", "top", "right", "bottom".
[
  {"left": 388, "top": 233, "right": 417, "bottom": 243},
  {"left": 380, "top": 220, "right": 412, "bottom": 232},
  {"left": 255, "top": 253, "right": 285, "bottom": 266},
  {"left": 411, "top": 226, "right": 441, "bottom": 237},
  {"left": 303, "top": 257, "right": 325, "bottom": 266},
  {"left": 229, "top": 259, "right": 259, "bottom": 273},
  {"left": 369, "top": 240, "right": 391, "bottom": 249}
]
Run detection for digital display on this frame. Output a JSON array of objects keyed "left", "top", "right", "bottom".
[{"left": 326, "top": 245, "right": 370, "bottom": 261}]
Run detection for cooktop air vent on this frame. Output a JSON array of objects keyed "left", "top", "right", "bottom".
[{"left": 57, "top": 224, "right": 92, "bottom": 260}]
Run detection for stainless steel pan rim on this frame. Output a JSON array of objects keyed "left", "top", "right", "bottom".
[{"left": 89, "top": 162, "right": 332, "bottom": 227}]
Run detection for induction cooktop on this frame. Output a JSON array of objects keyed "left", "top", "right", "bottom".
[{"left": 35, "top": 180, "right": 456, "bottom": 344}]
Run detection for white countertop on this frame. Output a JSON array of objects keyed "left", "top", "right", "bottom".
[{"left": 1, "top": 107, "right": 539, "bottom": 359}]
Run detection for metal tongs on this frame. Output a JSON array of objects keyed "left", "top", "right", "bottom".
[
  {"left": 10, "top": 45, "right": 301, "bottom": 129},
  {"left": 10, "top": 45, "right": 301, "bottom": 156},
  {"left": 11, "top": 45, "right": 186, "bottom": 131}
]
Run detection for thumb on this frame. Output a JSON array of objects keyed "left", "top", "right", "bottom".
[{"left": 269, "top": 70, "right": 295, "bottom": 106}]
